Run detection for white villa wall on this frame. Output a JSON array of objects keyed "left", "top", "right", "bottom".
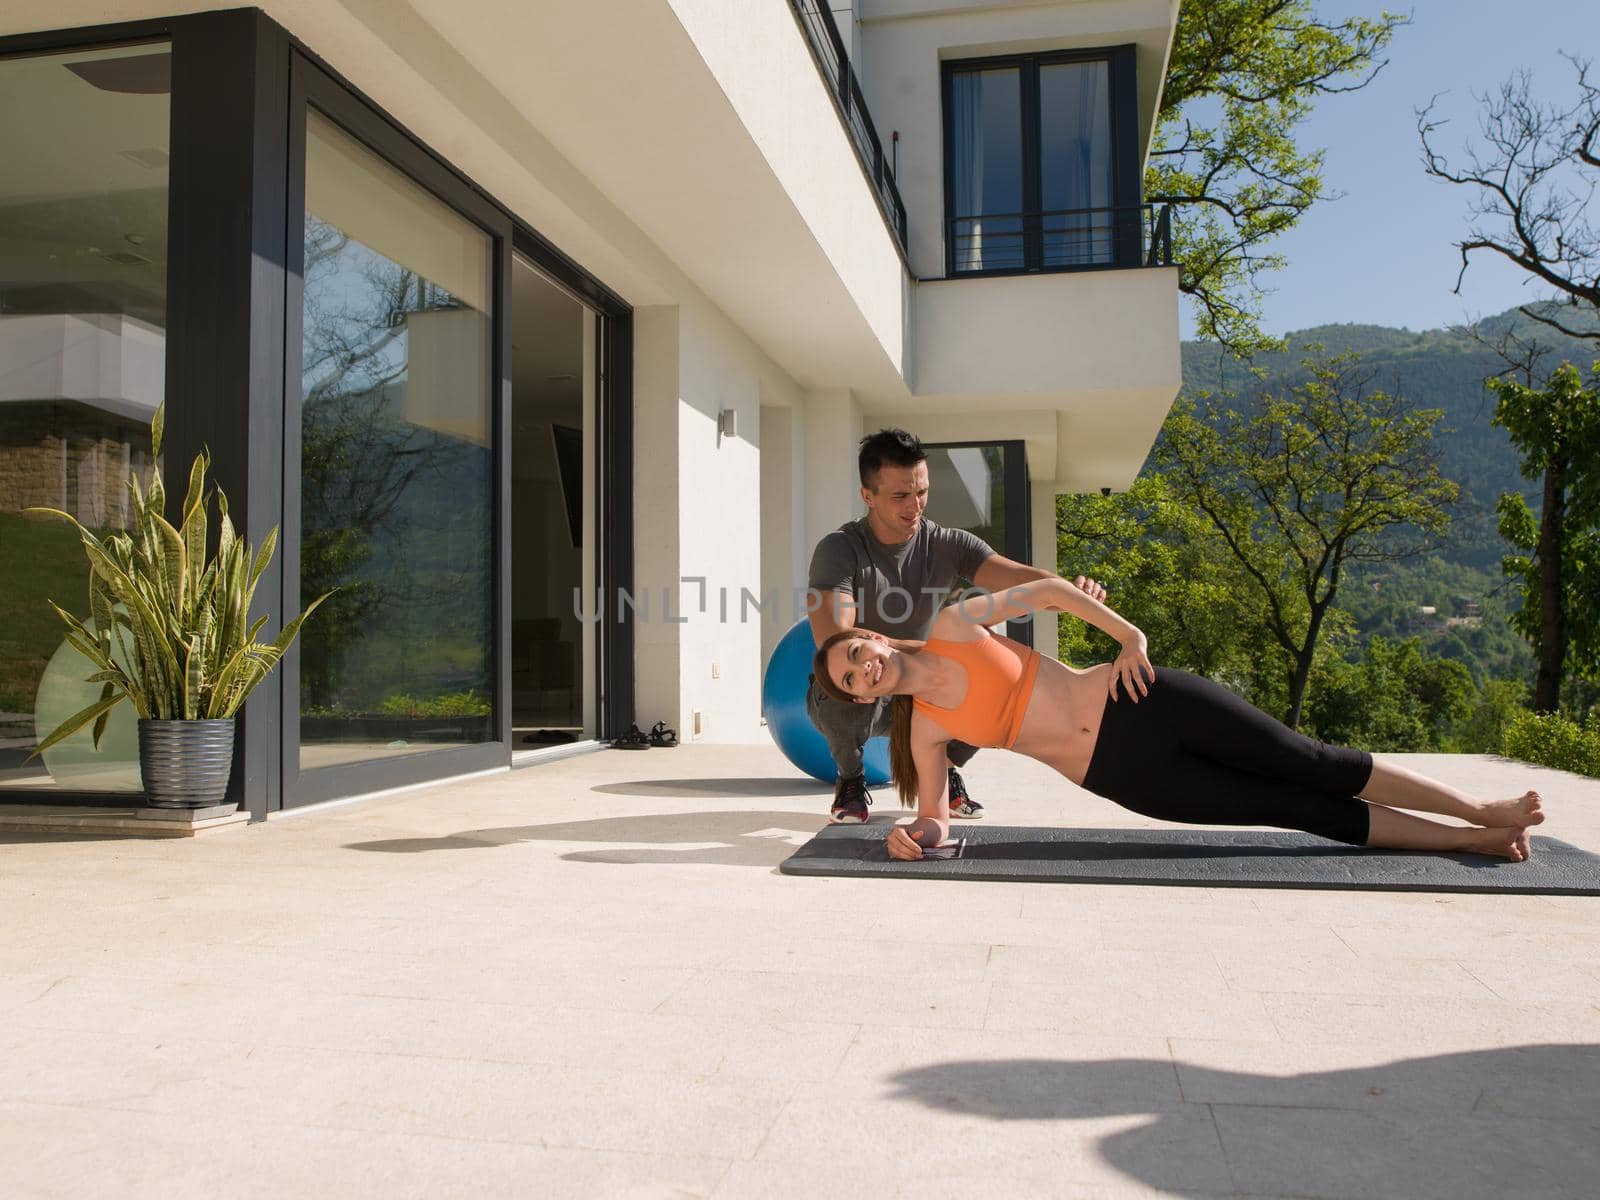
[
  {"left": 635, "top": 297, "right": 805, "bottom": 744},
  {"left": 668, "top": 0, "right": 907, "bottom": 381},
  {"left": 758, "top": 403, "right": 807, "bottom": 673}
]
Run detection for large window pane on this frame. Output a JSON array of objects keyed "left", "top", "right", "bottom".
[
  {"left": 298, "top": 111, "right": 495, "bottom": 770},
  {"left": 949, "top": 67, "right": 1023, "bottom": 272},
  {"left": 0, "top": 42, "right": 169, "bottom": 794},
  {"left": 1040, "top": 60, "right": 1114, "bottom": 266}
]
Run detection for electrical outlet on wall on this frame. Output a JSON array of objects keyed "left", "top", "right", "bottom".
[{"left": 711, "top": 662, "right": 721, "bottom": 679}]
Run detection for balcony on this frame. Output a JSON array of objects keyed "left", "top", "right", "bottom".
[
  {"left": 948, "top": 202, "right": 1173, "bottom": 276},
  {"left": 786, "top": 0, "right": 909, "bottom": 255}
]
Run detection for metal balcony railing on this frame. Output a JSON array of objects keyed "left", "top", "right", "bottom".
[
  {"left": 948, "top": 202, "right": 1175, "bottom": 275},
  {"left": 786, "top": 0, "right": 908, "bottom": 253}
]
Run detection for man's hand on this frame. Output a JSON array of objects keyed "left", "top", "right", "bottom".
[{"left": 1072, "top": 575, "right": 1106, "bottom": 604}]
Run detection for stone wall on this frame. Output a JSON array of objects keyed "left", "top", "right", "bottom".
[{"left": 0, "top": 403, "right": 153, "bottom": 531}]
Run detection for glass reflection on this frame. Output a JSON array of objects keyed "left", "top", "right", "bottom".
[
  {"left": 0, "top": 43, "right": 169, "bottom": 793},
  {"left": 298, "top": 111, "right": 495, "bottom": 769}
]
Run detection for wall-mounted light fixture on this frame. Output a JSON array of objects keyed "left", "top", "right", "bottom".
[{"left": 717, "top": 408, "right": 737, "bottom": 442}]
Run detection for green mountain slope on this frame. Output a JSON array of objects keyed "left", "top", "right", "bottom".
[{"left": 1180, "top": 304, "right": 1598, "bottom": 571}]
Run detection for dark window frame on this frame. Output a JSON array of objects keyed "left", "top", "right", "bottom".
[
  {"left": 940, "top": 45, "right": 1141, "bottom": 278},
  {"left": 0, "top": 12, "right": 635, "bottom": 816}
]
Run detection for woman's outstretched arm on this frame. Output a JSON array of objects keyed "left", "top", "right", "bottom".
[
  {"left": 886, "top": 720, "right": 954, "bottom": 861},
  {"left": 936, "top": 578, "right": 1155, "bottom": 701}
]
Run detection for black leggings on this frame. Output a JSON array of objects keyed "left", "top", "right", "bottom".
[{"left": 1081, "top": 669, "right": 1373, "bottom": 846}]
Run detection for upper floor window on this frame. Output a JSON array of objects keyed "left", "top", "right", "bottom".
[{"left": 943, "top": 48, "right": 1139, "bottom": 275}]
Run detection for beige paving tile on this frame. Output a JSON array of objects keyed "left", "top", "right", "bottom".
[
  {"left": 1262, "top": 991, "right": 1600, "bottom": 1047},
  {"left": 1332, "top": 922, "right": 1600, "bottom": 964},
  {"left": 1461, "top": 958, "right": 1600, "bottom": 1004},
  {"left": 1019, "top": 883, "right": 1266, "bottom": 925},
  {"left": 1098, "top": 917, "right": 1355, "bottom": 958},
  {"left": 0, "top": 1100, "right": 731, "bottom": 1200},
  {"left": 984, "top": 976, "right": 1281, "bottom": 1040},
  {"left": 986, "top": 944, "right": 1227, "bottom": 989},
  {"left": 658, "top": 969, "right": 993, "bottom": 1030},
  {"left": 716, "top": 935, "right": 992, "bottom": 980},
  {"left": 1216, "top": 951, "right": 1496, "bottom": 999}
]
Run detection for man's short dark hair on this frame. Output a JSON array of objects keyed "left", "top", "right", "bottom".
[{"left": 858, "top": 428, "right": 926, "bottom": 489}]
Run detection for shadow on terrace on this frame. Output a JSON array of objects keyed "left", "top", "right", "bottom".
[
  {"left": 344, "top": 806, "right": 826, "bottom": 867},
  {"left": 888, "top": 1045, "right": 1600, "bottom": 1197}
]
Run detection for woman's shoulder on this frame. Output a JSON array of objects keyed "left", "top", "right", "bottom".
[{"left": 929, "top": 602, "right": 992, "bottom": 644}]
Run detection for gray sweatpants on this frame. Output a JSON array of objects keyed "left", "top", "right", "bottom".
[{"left": 805, "top": 675, "right": 977, "bottom": 778}]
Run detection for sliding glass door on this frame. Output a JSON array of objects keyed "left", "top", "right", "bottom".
[{"left": 282, "top": 56, "right": 511, "bottom": 805}]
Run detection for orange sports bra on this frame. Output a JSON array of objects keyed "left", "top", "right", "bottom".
[{"left": 913, "top": 633, "right": 1041, "bottom": 749}]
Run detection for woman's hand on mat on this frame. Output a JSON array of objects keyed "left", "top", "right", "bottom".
[
  {"left": 888, "top": 817, "right": 947, "bottom": 860},
  {"left": 1110, "top": 634, "right": 1154, "bottom": 703}
]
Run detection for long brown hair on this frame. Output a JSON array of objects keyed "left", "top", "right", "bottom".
[{"left": 811, "top": 631, "right": 921, "bottom": 807}]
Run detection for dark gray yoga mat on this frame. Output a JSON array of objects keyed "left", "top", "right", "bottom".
[{"left": 779, "top": 824, "right": 1600, "bottom": 894}]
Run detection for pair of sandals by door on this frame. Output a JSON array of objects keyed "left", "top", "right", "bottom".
[{"left": 612, "top": 720, "right": 678, "bottom": 750}]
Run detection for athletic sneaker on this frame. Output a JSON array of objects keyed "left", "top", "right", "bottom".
[
  {"left": 947, "top": 767, "right": 984, "bottom": 819},
  {"left": 829, "top": 774, "right": 873, "bottom": 824}
]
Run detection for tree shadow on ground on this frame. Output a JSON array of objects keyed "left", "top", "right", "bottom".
[
  {"left": 886, "top": 1045, "right": 1600, "bottom": 1198},
  {"left": 343, "top": 809, "right": 823, "bottom": 866}
]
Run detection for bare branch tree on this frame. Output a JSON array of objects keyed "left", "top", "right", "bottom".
[{"left": 1419, "top": 55, "right": 1600, "bottom": 341}]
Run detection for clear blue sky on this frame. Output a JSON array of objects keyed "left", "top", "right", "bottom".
[{"left": 1177, "top": 0, "right": 1600, "bottom": 340}]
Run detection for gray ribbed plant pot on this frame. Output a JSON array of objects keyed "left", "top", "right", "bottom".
[{"left": 138, "top": 719, "right": 237, "bottom": 810}]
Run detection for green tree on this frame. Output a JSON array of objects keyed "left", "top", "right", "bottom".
[
  {"left": 1055, "top": 474, "right": 1264, "bottom": 688},
  {"left": 1306, "top": 636, "right": 1476, "bottom": 752},
  {"left": 1161, "top": 351, "right": 1459, "bottom": 729},
  {"left": 1151, "top": 1, "right": 1407, "bottom": 355},
  {"left": 1489, "top": 361, "right": 1600, "bottom": 711}
]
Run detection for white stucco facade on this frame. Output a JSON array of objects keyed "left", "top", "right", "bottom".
[{"left": 3, "top": 0, "right": 1184, "bottom": 746}]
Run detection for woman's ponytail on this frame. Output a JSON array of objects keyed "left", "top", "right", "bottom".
[{"left": 888, "top": 694, "right": 917, "bottom": 807}]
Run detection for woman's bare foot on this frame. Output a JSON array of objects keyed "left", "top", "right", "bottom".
[
  {"left": 1465, "top": 826, "right": 1532, "bottom": 862},
  {"left": 1473, "top": 791, "right": 1544, "bottom": 828}
]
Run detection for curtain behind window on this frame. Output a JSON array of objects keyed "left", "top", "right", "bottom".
[
  {"left": 1039, "top": 60, "right": 1113, "bottom": 266},
  {"left": 949, "top": 68, "right": 1022, "bottom": 271}
]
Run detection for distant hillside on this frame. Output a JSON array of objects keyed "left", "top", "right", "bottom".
[{"left": 1178, "top": 304, "right": 1599, "bottom": 571}]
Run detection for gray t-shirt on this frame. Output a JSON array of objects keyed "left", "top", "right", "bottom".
[{"left": 807, "top": 516, "right": 994, "bottom": 640}]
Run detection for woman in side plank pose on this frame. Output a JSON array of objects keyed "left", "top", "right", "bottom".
[{"left": 812, "top": 577, "right": 1543, "bottom": 862}]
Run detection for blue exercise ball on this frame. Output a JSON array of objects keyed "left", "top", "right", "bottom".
[{"left": 762, "top": 618, "right": 891, "bottom": 786}]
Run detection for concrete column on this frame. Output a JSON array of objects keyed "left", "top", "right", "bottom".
[
  {"left": 759, "top": 402, "right": 806, "bottom": 669},
  {"left": 1032, "top": 479, "right": 1060, "bottom": 661},
  {"left": 800, "top": 387, "right": 864, "bottom": 558},
  {"left": 632, "top": 305, "right": 683, "bottom": 731}
]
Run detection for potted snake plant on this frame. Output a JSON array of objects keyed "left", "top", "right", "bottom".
[{"left": 28, "top": 404, "right": 329, "bottom": 809}]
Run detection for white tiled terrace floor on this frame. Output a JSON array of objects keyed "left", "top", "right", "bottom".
[{"left": 2, "top": 746, "right": 1597, "bottom": 1199}]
